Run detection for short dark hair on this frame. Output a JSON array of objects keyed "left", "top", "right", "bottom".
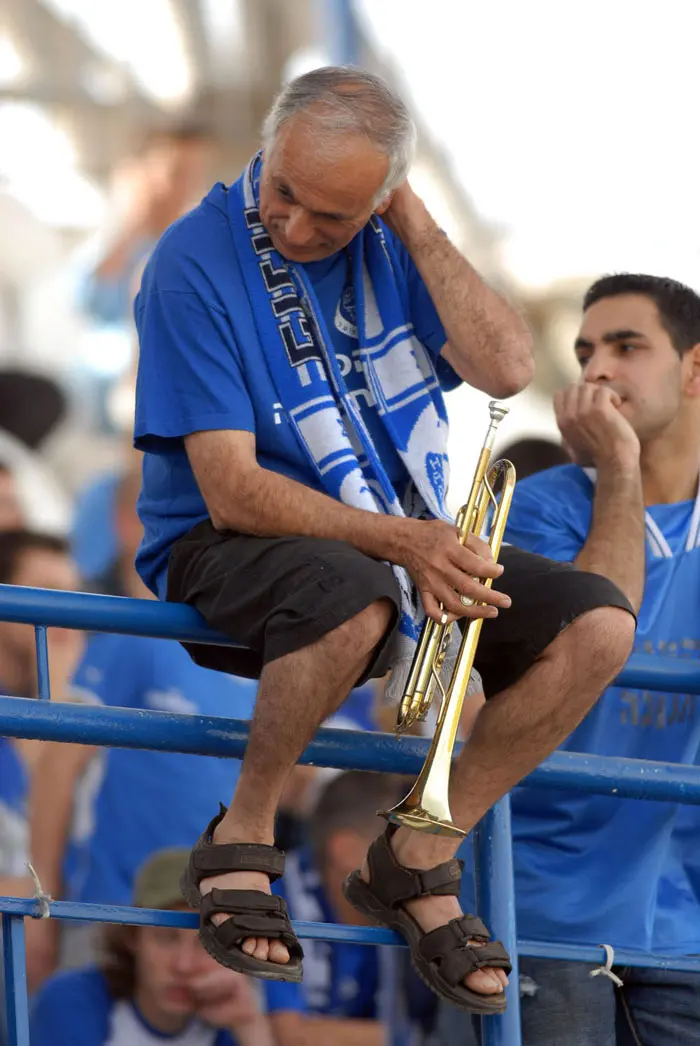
[
  {"left": 583, "top": 274, "right": 700, "bottom": 357},
  {"left": 309, "top": 770, "right": 403, "bottom": 866},
  {"left": 0, "top": 529, "right": 69, "bottom": 586}
]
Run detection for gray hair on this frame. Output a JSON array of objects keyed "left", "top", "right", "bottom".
[{"left": 262, "top": 66, "right": 417, "bottom": 202}]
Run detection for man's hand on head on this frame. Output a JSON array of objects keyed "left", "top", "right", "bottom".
[
  {"left": 378, "top": 180, "right": 434, "bottom": 247},
  {"left": 554, "top": 383, "right": 640, "bottom": 473}
]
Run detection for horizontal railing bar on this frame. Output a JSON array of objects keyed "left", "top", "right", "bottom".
[
  {"left": 0, "top": 585, "right": 698, "bottom": 692},
  {"left": 1, "top": 695, "right": 699, "bottom": 804},
  {"left": 0, "top": 896, "right": 697, "bottom": 973},
  {"left": 0, "top": 584, "right": 237, "bottom": 647}
]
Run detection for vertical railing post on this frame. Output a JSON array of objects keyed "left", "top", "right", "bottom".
[
  {"left": 34, "top": 625, "right": 51, "bottom": 701},
  {"left": 474, "top": 795, "right": 521, "bottom": 1046},
  {"left": 2, "top": 915, "right": 30, "bottom": 1046}
]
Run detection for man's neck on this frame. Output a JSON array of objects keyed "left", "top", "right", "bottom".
[{"left": 640, "top": 426, "right": 699, "bottom": 506}]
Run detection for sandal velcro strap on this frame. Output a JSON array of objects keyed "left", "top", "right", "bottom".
[
  {"left": 201, "top": 889, "right": 303, "bottom": 958},
  {"left": 366, "top": 829, "right": 463, "bottom": 908},
  {"left": 187, "top": 805, "right": 286, "bottom": 885},
  {"left": 420, "top": 917, "right": 512, "bottom": 987},
  {"left": 192, "top": 843, "right": 286, "bottom": 882}
]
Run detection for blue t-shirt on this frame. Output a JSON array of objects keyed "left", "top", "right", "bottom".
[
  {"left": 457, "top": 464, "right": 700, "bottom": 953},
  {"left": 0, "top": 734, "right": 28, "bottom": 877},
  {"left": 456, "top": 466, "right": 698, "bottom": 958},
  {"left": 63, "top": 633, "right": 257, "bottom": 906},
  {"left": 133, "top": 180, "right": 456, "bottom": 597},
  {"left": 31, "top": 967, "right": 235, "bottom": 1046},
  {"left": 265, "top": 846, "right": 380, "bottom": 1019},
  {"left": 70, "top": 471, "right": 121, "bottom": 582}
]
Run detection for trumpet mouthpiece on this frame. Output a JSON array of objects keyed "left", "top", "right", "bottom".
[{"left": 488, "top": 401, "right": 510, "bottom": 424}]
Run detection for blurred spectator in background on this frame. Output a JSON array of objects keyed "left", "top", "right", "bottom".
[
  {"left": 0, "top": 530, "right": 82, "bottom": 710},
  {"left": 0, "top": 371, "right": 71, "bottom": 536},
  {"left": 497, "top": 436, "right": 569, "bottom": 481},
  {"left": 0, "top": 464, "right": 23, "bottom": 531},
  {"left": 30, "top": 847, "right": 273, "bottom": 1046},
  {"left": 90, "top": 461, "right": 150, "bottom": 599},
  {"left": 0, "top": 529, "right": 83, "bottom": 1046},
  {"left": 81, "top": 124, "right": 214, "bottom": 331},
  {"left": 266, "top": 771, "right": 403, "bottom": 1046},
  {"left": 28, "top": 478, "right": 257, "bottom": 986},
  {"left": 440, "top": 274, "right": 700, "bottom": 1046}
]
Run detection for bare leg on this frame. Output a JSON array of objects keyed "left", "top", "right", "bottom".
[
  {"left": 199, "top": 598, "right": 394, "bottom": 963},
  {"left": 362, "top": 605, "right": 635, "bottom": 995}
]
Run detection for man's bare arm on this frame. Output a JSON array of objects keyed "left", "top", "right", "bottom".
[
  {"left": 270, "top": 1012, "right": 384, "bottom": 1046},
  {"left": 574, "top": 464, "right": 645, "bottom": 612},
  {"left": 26, "top": 741, "right": 96, "bottom": 990},
  {"left": 185, "top": 430, "right": 511, "bottom": 623},
  {"left": 29, "top": 741, "right": 96, "bottom": 896},
  {"left": 186, "top": 430, "right": 408, "bottom": 561},
  {"left": 556, "top": 383, "right": 645, "bottom": 612},
  {"left": 381, "top": 184, "right": 534, "bottom": 398}
]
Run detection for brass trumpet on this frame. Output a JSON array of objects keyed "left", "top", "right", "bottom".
[{"left": 381, "top": 400, "right": 516, "bottom": 838}]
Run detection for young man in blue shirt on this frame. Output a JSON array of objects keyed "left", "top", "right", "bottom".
[
  {"left": 134, "top": 65, "right": 635, "bottom": 1012},
  {"left": 441, "top": 273, "right": 700, "bottom": 1046},
  {"left": 30, "top": 848, "right": 273, "bottom": 1046}
]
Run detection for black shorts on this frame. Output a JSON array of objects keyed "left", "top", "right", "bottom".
[{"left": 166, "top": 520, "right": 634, "bottom": 697}]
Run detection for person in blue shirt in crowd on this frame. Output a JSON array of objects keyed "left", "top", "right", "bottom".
[
  {"left": 81, "top": 125, "right": 214, "bottom": 331},
  {"left": 438, "top": 273, "right": 700, "bottom": 1046},
  {"left": 30, "top": 847, "right": 273, "bottom": 1046},
  {"left": 133, "top": 64, "right": 634, "bottom": 1015},
  {"left": 0, "top": 529, "right": 81, "bottom": 887},
  {"left": 265, "top": 771, "right": 404, "bottom": 1046},
  {"left": 0, "top": 529, "right": 83, "bottom": 1045}
]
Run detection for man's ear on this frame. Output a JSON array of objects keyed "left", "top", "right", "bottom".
[
  {"left": 374, "top": 192, "right": 393, "bottom": 216},
  {"left": 684, "top": 343, "right": 700, "bottom": 398}
]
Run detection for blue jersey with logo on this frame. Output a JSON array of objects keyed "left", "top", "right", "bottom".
[
  {"left": 31, "top": 967, "right": 236, "bottom": 1046},
  {"left": 133, "top": 181, "right": 456, "bottom": 597},
  {"left": 460, "top": 464, "right": 700, "bottom": 953},
  {"left": 63, "top": 633, "right": 257, "bottom": 906},
  {"left": 265, "top": 845, "right": 380, "bottom": 1019}
]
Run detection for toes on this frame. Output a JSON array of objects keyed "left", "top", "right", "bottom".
[
  {"left": 465, "top": 969, "right": 504, "bottom": 995},
  {"left": 269, "top": 940, "right": 291, "bottom": 965},
  {"left": 495, "top": 968, "right": 509, "bottom": 988},
  {"left": 241, "top": 937, "right": 258, "bottom": 956},
  {"left": 252, "top": 938, "right": 270, "bottom": 961}
]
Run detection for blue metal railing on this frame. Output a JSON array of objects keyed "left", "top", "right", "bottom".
[{"left": 0, "top": 583, "right": 699, "bottom": 1046}]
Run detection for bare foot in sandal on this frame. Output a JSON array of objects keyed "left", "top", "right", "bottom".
[
  {"left": 354, "top": 827, "right": 510, "bottom": 1001},
  {"left": 199, "top": 824, "right": 291, "bottom": 966},
  {"left": 182, "top": 806, "right": 302, "bottom": 981}
]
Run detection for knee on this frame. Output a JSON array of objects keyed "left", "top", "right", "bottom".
[
  {"left": 336, "top": 598, "right": 396, "bottom": 660},
  {"left": 566, "top": 604, "right": 635, "bottom": 675}
]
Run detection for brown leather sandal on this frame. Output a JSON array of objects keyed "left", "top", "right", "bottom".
[
  {"left": 180, "top": 804, "right": 303, "bottom": 983},
  {"left": 343, "top": 825, "right": 511, "bottom": 1013}
]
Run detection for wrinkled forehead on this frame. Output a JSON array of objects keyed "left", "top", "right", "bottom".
[
  {"left": 266, "top": 113, "right": 390, "bottom": 211},
  {"left": 579, "top": 294, "right": 666, "bottom": 344}
]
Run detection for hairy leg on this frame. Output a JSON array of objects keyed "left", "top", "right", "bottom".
[
  {"left": 200, "top": 598, "right": 394, "bottom": 962},
  {"left": 364, "top": 605, "right": 635, "bottom": 995}
]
